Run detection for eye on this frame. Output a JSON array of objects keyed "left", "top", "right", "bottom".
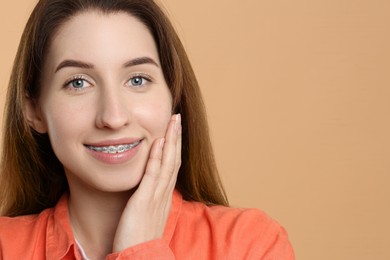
[
  {"left": 130, "top": 77, "right": 144, "bottom": 86},
  {"left": 126, "top": 74, "right": 152, "bottom": 88},
  {"left": 71, "top": 79, "right": 86, "bottom": 88},
  {"left": 64, "top": 76, "right": 92, "bottom": 90}
]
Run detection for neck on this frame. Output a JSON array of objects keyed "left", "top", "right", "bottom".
[{"left": 68, "top": 185, "right": 133, "bottom": 259}]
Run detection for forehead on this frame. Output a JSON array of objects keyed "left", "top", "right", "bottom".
[{"left": 46, "top": 11, "right": 159, "bottom": 69}]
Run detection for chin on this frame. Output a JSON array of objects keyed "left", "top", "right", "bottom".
[
  {"left": 66, "top": 167, "right": 145, "bottom": 195},
  {"left": 95, "top": 174, "right": 143, "bottom": 193}
]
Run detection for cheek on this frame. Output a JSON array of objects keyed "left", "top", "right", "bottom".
[
  {"left": 133, "top": 93, "right": 172, "bottom": 138},
  {"left": 42, "top": 100, "right": 91, "bottom": 145}
]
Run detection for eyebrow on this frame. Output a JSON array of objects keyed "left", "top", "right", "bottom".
[
  {"left": 55, "top": 60, "right": 93, "bottom": 72},
  {"left": 55, "top": 56, "right": 159, "bottom": 73},
  {"left": 124, "top": 57, "right": 159, "bottom": 68}
]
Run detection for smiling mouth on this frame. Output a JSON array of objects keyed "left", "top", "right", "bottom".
[{"left": 85, "top": 140, "right": 141, "bottom": 154}]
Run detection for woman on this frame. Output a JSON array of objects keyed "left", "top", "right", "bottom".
[{"left": 0, "top": 0, "right": 294, "bottom": 259}]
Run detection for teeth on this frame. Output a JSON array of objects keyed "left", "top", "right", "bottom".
[{"left": 87, "top": 141, "right": 140, "bottom": 153}]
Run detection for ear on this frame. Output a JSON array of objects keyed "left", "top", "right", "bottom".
[{"left": 25, "top": 97, "right": 48, "bottom": 134}]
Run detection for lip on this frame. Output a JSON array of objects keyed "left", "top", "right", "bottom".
[{"left": 84, "top": 138, "right": 143, "bottom": 164}]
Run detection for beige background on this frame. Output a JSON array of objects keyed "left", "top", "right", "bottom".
[{"left": 1, "top": 1, "right": 389, "bottom": 259}]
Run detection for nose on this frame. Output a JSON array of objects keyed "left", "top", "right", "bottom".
[{"left": 95, "top": 87, "right": 131, "bottom": 129}]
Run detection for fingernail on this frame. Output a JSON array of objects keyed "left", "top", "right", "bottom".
[
  {"left": 174, "top": 113, "right": 181, "bottom": 131},
  {"left": 159, "top": 138, "right": 165, "bottom": 148}
]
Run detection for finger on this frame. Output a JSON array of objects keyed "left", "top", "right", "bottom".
[
  {"left": 135, "top": 137, "right": 164, "bottom": 199},
  {"left": 174, "top": 118, "right": 182, "bottom": 172},
  {"left": 155, "top": 114, "right": 180, "bottom": 197},
  {"left": 160, "top": 114, "right": 180, "bottom": 179},
  {"left": 143, "top": 137, "right": 165, "bottom": 178},
  {"left": 168, "top": 119, "right": 182, "bottom": 190}
]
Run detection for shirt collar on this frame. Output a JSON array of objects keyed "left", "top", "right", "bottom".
[
  {"left": 46, "top": 190, "right": 183, "bottom": 259},
  {"left": 46, "top": 193, "right": 80, "bottom": 259}
]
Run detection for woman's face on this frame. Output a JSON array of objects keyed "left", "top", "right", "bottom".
[{"left": 29, "top": 11, "right": 172, "bottom": 193}]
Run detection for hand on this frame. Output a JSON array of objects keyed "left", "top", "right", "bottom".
[{"left": 112, "top": 114, "right": 182, "bottom": 252}]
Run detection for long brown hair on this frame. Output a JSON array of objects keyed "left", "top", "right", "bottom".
[{"left": 0, "top": 0, "right": 228, "bottom": 217}]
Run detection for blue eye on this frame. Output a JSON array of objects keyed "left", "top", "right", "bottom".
[
  {"left": 71, "top": 79, "right": 85, "bottom": 88},
  {"left": 64, "top": 76, "right": 92, "bottom": 90},
  {"left": 130, "top": 77, "right": 144, "bottom": 86},
  {"left": 127, "top": 74, "right": 152, "bottom": 88}
]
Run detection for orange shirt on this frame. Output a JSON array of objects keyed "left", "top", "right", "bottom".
[{"left": 0, "top": 190, "right": 294, "bottom": 259}]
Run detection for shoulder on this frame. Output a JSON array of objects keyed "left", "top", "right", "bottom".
[
  {"left": 181, "top": 200, "right": 281, "bottom": 237},
  {"left": 176, "top": 200, "right": 295, "bottom": 259},
  {"left": 181, "top": 199, "right": 279, "bottom": 233},
  {"left": 0, "top": 208, "right": 51, "bottom": 233},
  {"left": 0, "top": 209, "right": 52, "bottom": 256}
]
